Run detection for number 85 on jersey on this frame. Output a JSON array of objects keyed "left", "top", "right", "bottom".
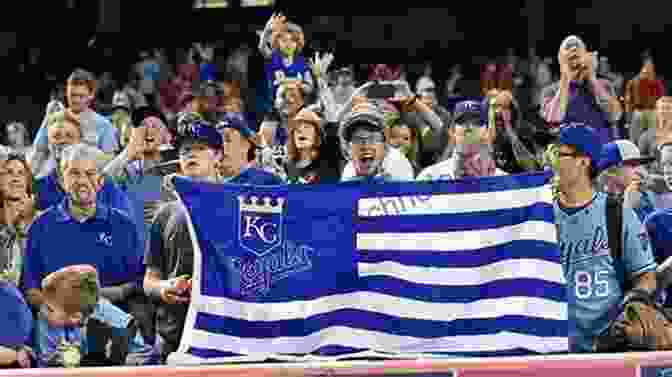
[{"left": 574, "top": 270, "right": 611, "bottom": 299}]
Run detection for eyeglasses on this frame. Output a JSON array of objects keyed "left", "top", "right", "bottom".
[
  {"left": 557, "top": 152, "right": 581, "bottom": 159},
  {"left": 455, "top": 121, "right": 485, "bottom": 129},
  {"left": 351, "top": 134, "right": 385, "bottom": 145}
]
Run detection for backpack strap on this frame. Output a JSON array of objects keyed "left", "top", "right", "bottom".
[
  {"left": 606, "top": 195, "right": 627, "bottom": 290},
  {"left": 606, "top": 195, "right": 623, "bottom": 261}
]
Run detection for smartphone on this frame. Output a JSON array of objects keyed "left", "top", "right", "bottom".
[{"left": 367, "top": 83, "right": 397, "bottom": 100}]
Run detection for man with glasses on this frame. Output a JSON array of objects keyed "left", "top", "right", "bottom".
[
  {"left": 553, "top": 124, "right": 656, "bottom": 353},
  {"left": 417, "top": 100, "right": 505, "bottom": 181},
  {"left": 339, "top": 103, "right": 413, "bottom": 182}
]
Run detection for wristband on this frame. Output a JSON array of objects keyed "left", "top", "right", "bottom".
[{"left": 145, "top": 283, "right": 166, "bottom": 300}]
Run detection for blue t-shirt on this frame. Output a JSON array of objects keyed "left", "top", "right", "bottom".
[
  {"left": 644, "top": 208, "right": 672, "bottom": 305},
  {"left": 634, "top": 190, "right": 658, "bottom": 224},
  {"left": 555, "top": 192, "right": 656, "bottom": 353},
  {"left": 224, "top": 167, "right": 284, "bottom": 185},
  {"left": 35, "top": 173, "right": 134, "bottom": 220},
  {"left": 0, "top": 281, "right": 33, "bottom": 349},
  {"left": 265, "top": 50, "right": 309, "bottom": 100},
  {"left": 21, "top": 201, "right": 144, "bottom": 292},
  {"left": 33, "top": 111, "right": 119, "bottom": 154},
  {"left": 200, "top": 63, "right": 216, "bottom": 82}
]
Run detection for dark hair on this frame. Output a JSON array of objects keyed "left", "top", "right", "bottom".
[
  {"left": 247, "top": 144, "right": 256, "bottom": 162},
  {"left": 50, "top": 84, "right": 66, "bottom": 102},
  {"left": 67, "top": 68, "right": 97, "bottom": 94},
  {"left": 0, "top": 154, "right": 35, "bottom": 226},
  {"left": 287, "top": 120, "right": 323, "bottom": 162}
]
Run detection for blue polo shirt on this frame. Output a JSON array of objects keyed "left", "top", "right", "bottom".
[
  {"left": 34, "top": 172, "right": 134, "bottom": 219},
  {"left": 21, "top": 200, "right": 144, "bottom": 293},
  {"left": 0, "top": 281, "right": 33, "bottom": 349},
  {"left": 644, "top": 208, "right": 672, "bottom": 306}
]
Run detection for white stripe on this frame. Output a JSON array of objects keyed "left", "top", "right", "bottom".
[
  {"left": 358, "top": 259, "right": 566, "bottom": 286},
  {"left": 194, "top": 292, "right": 567, "bottom": 323},
  {"left": 185, "top": 327, "right": 569, "bottom": 357},
  {"left": 357, "top": 221, "right": 557, "bottom": 252},
  {"left": 168, "top": 349, "right": 433, "bottom": 365},
  {"left": 358, "top": 185, "right": 553, "bottom": 217}
]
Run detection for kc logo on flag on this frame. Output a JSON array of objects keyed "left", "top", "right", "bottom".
[{"left": 238, "top": 195, "right": 285, "bottom": 257}]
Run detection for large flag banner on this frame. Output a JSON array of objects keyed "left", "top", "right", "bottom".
[{"left": 168, "top": 172, "right": 567, "bottom": 365}]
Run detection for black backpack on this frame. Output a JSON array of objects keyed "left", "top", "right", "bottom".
[{"left": 605, "top": 195, "right": 626, "bottom": 290}]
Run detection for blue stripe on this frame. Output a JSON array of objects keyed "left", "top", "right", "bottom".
[
  {"left": 194, "top": 311, "right": 567, "bottom": 339},
  {"left": 186, "top": 346, "right": 557, "bottom": 359},
  {"left": 357, "top": 202, "right": 553, "bottom": 234},
  {"left": 187, "top": 348, "right": 245, "bottom": 359},
  {"left": 358, "top": 240, "right": 561, "bottom": 267},
  {"left": 282, "top": 345, "right": 371, "bottom": 357},
  {"left": 360, "top": 276, "right": 566, "bottom": 303},
  {"left": 355, "top": 171, "right": 552, "bottom": 197}
]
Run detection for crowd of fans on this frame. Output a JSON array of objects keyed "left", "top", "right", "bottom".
[{"left": 1, "top": 13, "right": 672, "bottom": 369}]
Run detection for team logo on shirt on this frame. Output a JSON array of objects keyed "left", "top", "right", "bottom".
[
  {"left": 97, "top": 232, "right": 113, "bottom": 247},
  {"left": 237, "top": 195, "right": 284, "bottom": 257}
]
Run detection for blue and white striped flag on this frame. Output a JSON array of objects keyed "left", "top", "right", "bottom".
[{"left": 168, "top": 172, "right": 567, "bottom": 365}]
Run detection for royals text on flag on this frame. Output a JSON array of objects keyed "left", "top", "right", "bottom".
[{"left": 169, "top": 172, "right": 567, "bottom": 364}]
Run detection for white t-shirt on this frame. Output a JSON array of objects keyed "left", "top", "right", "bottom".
[
  {"left": 341, "top": 147, "right": 414, "bottom": 181},
  {"left": 416, "top": 155, "right": 507, "bottom": 181}
]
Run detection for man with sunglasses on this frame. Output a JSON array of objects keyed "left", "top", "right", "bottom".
[
  {"left": 553, "top": 124, "right": 656, "bottom": 353},
  {"left": 417, "top": 100, "right": 505, "bottom": 181}
]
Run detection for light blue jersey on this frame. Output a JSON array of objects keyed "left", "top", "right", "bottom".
[{"left": 554, "top": 192, "right": 656, "bottom": 353}]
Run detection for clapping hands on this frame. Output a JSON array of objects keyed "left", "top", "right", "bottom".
[{"left": 310, "top": 51, "right": 335, "bottom": 80}]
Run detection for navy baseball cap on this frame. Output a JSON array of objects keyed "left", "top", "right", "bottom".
[
  {"left": 453, "top": 100, "right": 483, "bottom": 123},
  {"left": 215, "top": 113, "right": 257, "bottom": 144},
  {"left": 176, "top": 120, "right": 223, "bottom": 150},
  {"left": 558, "top": 123, "right": 601, "bottom": 171},
  {"left": 598, "top": 139, "right": 655, "bottom": 172}
]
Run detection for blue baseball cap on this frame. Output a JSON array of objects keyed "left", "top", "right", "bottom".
[
  {"left": 598, "top": 139, "right": 655, "bottom": 172},
  {"left": 176, "top": 120, "right": 223, "bottom": 150},
  {"left": 453, "top": 100, "right": 483, "bottom": 123},
  {"left": 215, "top": 113, "right": 257, "bottom": 144},
  {"left": 558, "top": 123, "right": 601, "bottom": 171}
]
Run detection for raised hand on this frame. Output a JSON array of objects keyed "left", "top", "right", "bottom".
[
  {"left": 268, "top": 13, "right": 287, "bottom": 33},
  {"left": 310, "top": 51, "right": 334, "bottom": 80}
]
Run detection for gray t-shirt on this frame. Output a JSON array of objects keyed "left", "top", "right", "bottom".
[{"left": 144, "top": 201, "right": 193, "bottom": 352}]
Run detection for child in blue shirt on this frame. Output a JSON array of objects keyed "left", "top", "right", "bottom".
[{"left": 258, "top": 13, "right": 313, "bottom": 105}]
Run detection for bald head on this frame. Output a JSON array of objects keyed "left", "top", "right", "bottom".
[{"left": 560, "top": 35, "right": 586, "bottom": 52}]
